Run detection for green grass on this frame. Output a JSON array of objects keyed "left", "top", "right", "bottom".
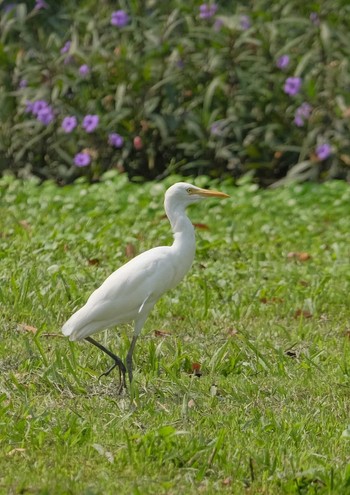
[{"left": 1, "top": 173, "right": 350, "bottom": 494}]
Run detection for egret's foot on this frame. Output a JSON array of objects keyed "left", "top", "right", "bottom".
[
  {"left": 98, "top": 361, "right": 118, "bottom": 379},
  {"left": 85, "top": 336, "right": 127, "bottom": 394},
  {"left": 98, "top": 361, "right": 127, "bottom": 393}
]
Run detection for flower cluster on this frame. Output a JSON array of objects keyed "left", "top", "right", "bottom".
[
  {"left": 34, "top": 0, "right": 48, "bottom": 10},
  {"left": 14, "top": 5, "right": 337, "bottom": 180},
  {"left": 199, "top": 3, "right": 217, "bottom": 19},
  {"left": 82, "top": 115, "right": 99, "bottom": 133},
  {"left": 316, "top": 144, "right": 331, "bottom": 161},
  {"left": 26, "top": 99, "right": 54, "bottom": 125},
  {"left": 239, "top": 15, "right": 251, "bottom": 30},
  {"left": 60, "top": 41, "right": 71, "bottom": 54},
  {"left": 79, "top": 64, "right": 90, "bottom": 76},
  {"left": 108, "top": 133, "right": 124, "bottom": 148},
  {"left": 294, "top": 102, "right": 312, "bottom": 127},
  {"left": 60, "top": 114, "right": 125, "bottom": 166},
  {"left": 74, "top": 152, "right": 91, "bottom": 167},
  {"left": 284, "top": 77, "right": 302, "bottom": 96},
  {"left": 62, "top": 116, "right": 77, "bottom": 133},
  {"left": 111, "top": 10, "right": 129, "bottom": 27},
  {"left": 276, "top": 55, "right": 290, "bottom": 70}
]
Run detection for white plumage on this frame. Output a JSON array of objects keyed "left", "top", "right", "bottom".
[{"left": 62, "top": 182, "right": 229, "bottom": 390}]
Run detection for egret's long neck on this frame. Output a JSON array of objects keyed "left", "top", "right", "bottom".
[{"left": 164, "top": 199, "right": 196, "bottom": 258}]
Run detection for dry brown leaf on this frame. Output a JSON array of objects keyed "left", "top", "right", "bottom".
[
  {"left": 183, "top": 89, "right": 193, "bottom": 98},
  {"left": 19, "top": 220, "right": 31, "bottom": 231},
  {"left": 140, "top": 120, "right": 150, "bottom": 132},
  {"left": 87, "top": 258, "right": 100, "bottom": 266},
  {"left": 191, "top": 362, "right": 202, "bottom": 377},
  {"left": 227, "top": 327, "right": 239, "bottom": 337},
  {"left": 260, "top": 297, "right": 284, "bottom": 304},
  {"left": 82, "top": 148, "right": 98, "bottom": 159},
  {"left": 287, "top": 252, "right": 311, "bottom": 261},
  {"left": 18, "top": 324, "right": 37, "bottom": 334},
  {"left": 222, "top": 477, "right": 232, "bottom": 486},
  {"left": 294, "top": 309, "right": 312, "bottom": 319},
  {"left": 298, "top": 252, "right": 311, "bottom": 261},
  {"left": 125, "top": 243, "right": 136, "bottom": 259},
  {"left": 192, "top": 222, "right": 209, "bottom": 230},
  {"left": 154, "top": 329, "right": 171, "bottom": 337},
  {"left": 188, "top": 399, "right": 196, "bottom": 408},
  {"left": 340, "top": 154, "right": 350, "bottom": 165}
]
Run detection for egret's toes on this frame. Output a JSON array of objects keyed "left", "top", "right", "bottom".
[{"left": 98, "top": 361, "right": 118, "bottom": 380}]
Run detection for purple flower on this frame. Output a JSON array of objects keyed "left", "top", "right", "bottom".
[
  {"left": 239, "top": 15, "right": 251, "bottom": 30},
  {"left": 284, "top": 77, "right": 302, "bottom": 96},
  {"left": 82, "top": 114, "right": 99, "bottom": 133},
  {"left": 298, "top": 102, "right": 312, "bottom": 118},
  {"left": 316, "top": 143, "right": 331, "bottom": 161},
  {"left": 74, "top": 152, "right": 91, "bottom": 167},
  {"left": 25, "top": 99, "right": 54, "bottom": 124},
  {"left": 294, "top": 115, "right": 304, "bottom": 127},
  {"left": 276, "top": 55, "right": 290, "bottom": 69},
  {"left": 213, "top": 19, "right": 223, "bottom": 32},
  {"left": 61, "top": 41, "right": 71, "bottom": 55},
  {"left": 25, "top": 101, "right": 34, "bottom": 113},
  {"left": 310, "top": 12, "right": 320, "bottom": 25},
  {"left": 199, "top": 4, "right": 218, "bottom": 19},
  {"left": 37, "top": 106, "right": 54, "bottom": 125},
  {"left": 34, "top": 0, "right": 48, "bottom": 10},
  {"left": 108, "top": 133, "right": 124, "bottom": 148},
  {"left": 62, "top": 116, "right": 77, "bottom": 133},
  {"left": 19, "top": 79, "right": 28, "bottom": 88},
  {"left": 32, "top": 100, "right": 49, "bottom": 116},
  {"left": 79, "top": 64, "right": 90, "bottom": 76},
  {"left": 111, "top": 10, "right": 129, "bottom": 27},
  {"left": 294, "top": 102, "right": 312, "bottom": 127}
]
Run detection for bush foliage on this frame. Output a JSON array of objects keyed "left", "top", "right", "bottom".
[{"left": 1, "top": 0, "right": 350, "bottom": 184}]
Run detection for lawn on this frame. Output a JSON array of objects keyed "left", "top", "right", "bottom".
[{"left": 1, "top": 173, "right": 350, "bottom": 494}]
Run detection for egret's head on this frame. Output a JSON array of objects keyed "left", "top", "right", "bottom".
[{"left": 165, "top": 182, "right": 229, "bottom": 208}]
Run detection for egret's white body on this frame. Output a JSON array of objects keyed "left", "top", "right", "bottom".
[{"left": 62, "top": 182, "right": 228, "bottom": 389}]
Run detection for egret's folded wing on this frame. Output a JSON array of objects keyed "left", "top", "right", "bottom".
[{"left": 62, "top": 246, "right": 177, "bottom": 340}]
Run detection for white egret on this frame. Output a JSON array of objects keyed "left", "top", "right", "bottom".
[{"left": 62, "top": 182, "right": 229, "bottom": 391}]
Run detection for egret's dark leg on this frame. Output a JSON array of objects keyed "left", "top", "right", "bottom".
[
  {"left": 85, "top": 336, "right": 126, "bottom": 393},
  {"left": 126, "top": 335, "right": 139, "bottom": 384}
]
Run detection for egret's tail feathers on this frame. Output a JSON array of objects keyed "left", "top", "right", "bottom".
[
  {"left": 62, "top": 318, "right": 100, "bottom": 341},
  {"left": 62, "top": 318, "right": 78, "bottom": 340},
  {"left": 62, "top": 306, "right": 98, "bottom": 341},
  {"left": 62, "top": 304, "right": 114, "bottom": 340}
]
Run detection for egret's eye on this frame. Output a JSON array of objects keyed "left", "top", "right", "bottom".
[{"left": 187, "top": 188, "right": 193, "bottom": 194}]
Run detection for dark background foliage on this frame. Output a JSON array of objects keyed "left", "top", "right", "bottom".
[{"left": 1, "top": 0, "right": 350, "bottom": 185}]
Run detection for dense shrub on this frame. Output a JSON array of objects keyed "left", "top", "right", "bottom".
[{"left": 1, "top": 0, "right": 350, "bottom": 184}]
